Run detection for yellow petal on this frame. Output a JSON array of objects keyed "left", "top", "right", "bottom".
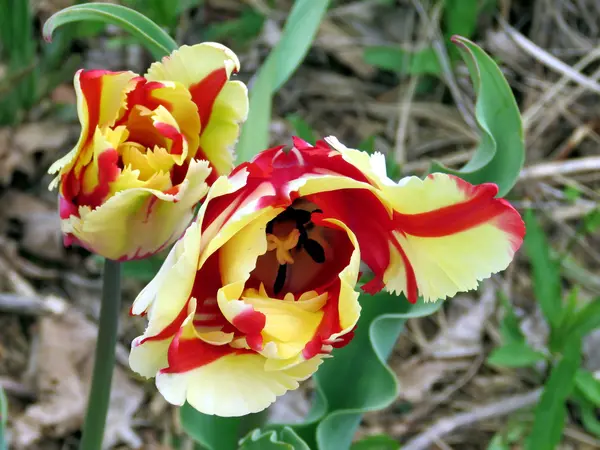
[
  {"left": 155, "top": 353, "right": 322, "bottom": 416},
  {"left": 197, "top": 80, "right": 249, "bottom": 176},
  {"left": 146, "top": 43, "right": 240, "bottom": 87}
]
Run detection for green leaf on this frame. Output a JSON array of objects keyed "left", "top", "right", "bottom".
[
  {"left": 239, "top": 427, "right": 310, "bottom": 450},
  {"left": 181, "top": 404, "right": 268, "bottom": 450},
  {"left": 584, "top": 209, "right": 600, "bottom": 233},
  {"left": 363, "top": 46, "right": 442, "bottom": 75},
  {"left": 487, "top": 421, "right": 527, "bottom": 450},
  {"left": 430, "top": 36, "right": 524, "bottom": 197},
  {"left": 284, "top": 293, "right": 441, "bottom": 450},
  {"left": 236, "top": 0, "right": 330, "bottom": 162},
  {"left": 526, "top": 337, "right": 582, "bottom": 450},
  {"left": 575, "top": 369, "right": 600, "bottom": 406},
  {"left": 565, "top": 296, "right": 600, "bottom": 339},
  {"left": 286, "top": 114, "right": 317, "bottom": 143},
  {"left": 42, "top": 3, "right": 178, "bottom": 60},
  {"left": 563, "top": 186, "right": 581, "bottom": 202},
  {"left": 357, "top": 136, "right": 376, "bottom": 154},
  {"left": 0, "top": 386, "right": 7, "bottom": 450},
  {"left": 575, "top": 394, "right": 600, "bottom": 438},
  {"left": 498, "top": 293, "right": 525, "bottom": 345},
  {"left": 350, "top": 434, "right": 400, "bottom": 450},
  {"left": 487, "top": 342, "right": 546, "bottom": 368},
  {"left": 523, "top": 210, "right": 563, "bottom": 328}
]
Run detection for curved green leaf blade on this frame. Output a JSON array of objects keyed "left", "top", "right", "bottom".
[
  {"left": 236, "top": 0, "right": 330, "bottom": 163},
  {"left": 239, "top": 427, "right": 310, "bottom": 450},
  {"left": 430, "top": 36, "right": 524, "bottom": 197},
  {"left": 42, "top": 3, "right": 177, "bottom": 60},
  {"left": 283, "top": 293, "right": 441, "bottom": 450},
  {"left": 0, "top": 386, "right": 7, "bottom": 450}
]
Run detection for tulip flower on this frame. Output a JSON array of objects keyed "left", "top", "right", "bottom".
[
  {"left": 49, "top": 43, "right": 249, "bottom": 260},
  {"left": 130, "top": 137, "right": 525, "bottom": 416}
]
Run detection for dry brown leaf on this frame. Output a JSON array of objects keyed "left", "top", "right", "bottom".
[
  {"left": 13, "top": 121, "right": 70, "bottom": 156},
  {"left": 12, "top": 308, "right": 144, "bottom": 449},
  {"left": 1, "top": 191, "right": 64, "bottom": 262},
  {"left": 0, "top": 121, "right": 70, "bottom": 185}
]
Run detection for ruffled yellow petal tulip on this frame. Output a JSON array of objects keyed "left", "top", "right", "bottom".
[
  {"left": 50, "top": 43, "right": 249, "bottom": 260},
  {"left": 130, "top": 136, "right": 524, "bottom": 417}
]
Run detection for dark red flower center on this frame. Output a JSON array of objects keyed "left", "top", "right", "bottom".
[{"left": 250, "top": 199, "right": 353, "bottom": 298}]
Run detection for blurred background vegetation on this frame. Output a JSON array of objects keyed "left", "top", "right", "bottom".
[{"left": 0, "top": 0, "right": 600, "bottom": 449}]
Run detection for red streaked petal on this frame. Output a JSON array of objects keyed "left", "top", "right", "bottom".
[
  {"left": 305, "top": 188, "right": 393, "bottom": 295},
  {"left": 155, "top": 122, "right": 184, "bottom": 156},
  {"left": 383, "top": 173, "right": 525, "bottom": 301},
  {"left": 139, "top": 299, "right": 191, "bottom": 345},
  {"left": 161, "top": 327, "right": 245, "bottom": 374},
  {"left": 76, "top": 148, "right": 120, "bottom": 208},
  {"left": 189, "top": 68, "right": 228, "bottom": 134},
  {"left": 232, "top": 308, "right": 266, "bottom": 335},
  {"left": 393, "top": 180, "right": 509, "bottom": 237}
]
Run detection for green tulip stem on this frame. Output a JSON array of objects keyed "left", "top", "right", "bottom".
[{"left": 79, "top": 259, "right": 122, "bottom": 450}]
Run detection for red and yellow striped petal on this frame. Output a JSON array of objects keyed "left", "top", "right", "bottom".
[
  {"left": 146, "top": 43, "right": 240, "bottom": 89},
  {"left": 196, "top": 80, "right": 248, "bottom": 177},
  {"left": 61, "top": 159, "right": 211, "bottom": 261},
  {"left": 49, "top": 69, "right": 139, "bottom": 179},
  {"left": 383, "top": 174, "right": 524, "bottom": 301},
  {"left": 146, "top": 43, "right": 248, "bottom": 177},
  {"left": 325, "top": 136, "right": 525, "bottom": 302},
  {"left": 124, "top": 79, "right": 201, "bottom": 160}
]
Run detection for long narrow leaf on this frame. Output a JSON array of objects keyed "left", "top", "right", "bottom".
[
  {"left": 526, "top": 337, "right": 581, "bottom": 450},
  {"left": 523, "top": 210, "right": 563, "bottom": 328},
  {"left": 0, "top": 386, "right": 7, "bottom": 450},
  {"left": 43, "top": 3, "right": 177, "bottom": 60},
  {"left": 236, "top": 0, "right": 330, "bottom": 163}
]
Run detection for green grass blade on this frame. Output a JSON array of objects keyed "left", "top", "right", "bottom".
[
  {"left": 43, "top": 3, "right": 178, "bottom": 60},
  {"left": 575, "top": 369, "right": 600, "bottom": 406},
  {"left": 236, "top": 0, "right": 330, "bottom": 163},
  {"left": 523, "top": 210, "right": 563, "bottom": 328},
  {"left": 526, "top": 337, "right": 581, "bottom": 450},
  {"left": 0, "top": 386, "right": 7, "bottom": 450},
  {"left": 430, "top": 36, "right": 524, "bottom": 197}
]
